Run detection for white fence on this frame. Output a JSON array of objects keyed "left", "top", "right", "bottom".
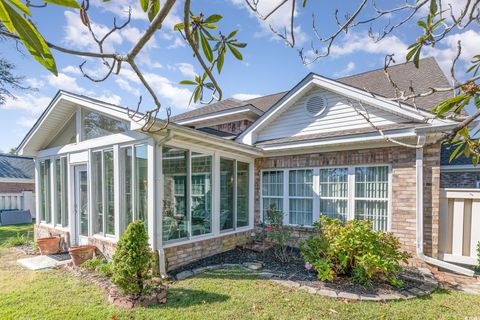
[
  {"left": 0, "top": 191, "right": 35, "bottom": 217},
  {"left": 439, "top": 188, "right": 480, "bottom": 266}
]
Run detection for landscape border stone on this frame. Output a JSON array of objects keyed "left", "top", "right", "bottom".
[{"left": 172, "top": 262, "right": 439, "bottom": 301}]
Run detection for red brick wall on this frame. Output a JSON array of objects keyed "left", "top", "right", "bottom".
[
  {"left": 0, "top": 182, "right": 35, "bottom": 193},
  {"left": 254, "top": 145, "right": 442, "bottom": 259}
]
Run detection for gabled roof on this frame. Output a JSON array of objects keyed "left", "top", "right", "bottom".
[
  {"left": 171, "top": 57, "right": 452, "bottom": 127},
  {"left": 0, "top": 154, "right": 34, "bottom": 180}
]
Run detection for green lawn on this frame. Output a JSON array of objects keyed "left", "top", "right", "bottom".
[
  {"left": 0, "top": 248, "right": 479, "bottom": 320},
  {"left": 0, "top": 223, "right": 34, "bottom": 245}
]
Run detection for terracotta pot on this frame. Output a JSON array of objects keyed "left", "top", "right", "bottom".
[
  {"left": 37, "top": 237, "right": 61, "bottom": 255},
  {"left": 68, "top": 245, "right": 96, "bottom": 266}
]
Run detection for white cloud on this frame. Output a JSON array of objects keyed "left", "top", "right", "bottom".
[
  {"left": 1, "top": 93, "right": 51, "bottom": 115},
  {"left": 330, "top": 32, "right": 408, "bottom": 58},
  {"left": 176, "top": 63, "right": 196, "bottom": 78},
  {"left": 16, "top": 116, "right": 37, "bottom": 128},
  {"left": 93, "top": 93, "right": 122, "bottom": 105},
  {"left": 232, "top": 93, "right": 262, "bottom": 100},
  {"left": 167, "top": 37, "right": 185, "bottom": 49},
  {"left": 115, "top": 77, "right": 140, "bottom": 95},
  {"left": 25, "top": 78, "right": 45, "bottom": 89},
  {"left": 333, "top": 61, "right": 355, "bottom": 77},
  {"left": 61, "top": 65, "right": 82, "bottom": 75},
  {"left": 45, "top": 73, "right": 86, "bottom": 94}
]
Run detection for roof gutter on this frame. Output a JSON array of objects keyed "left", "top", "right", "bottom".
[{"left": 415, "top": 133, "right": 474, "bottom": 276}]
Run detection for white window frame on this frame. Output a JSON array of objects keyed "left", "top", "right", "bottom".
[
  {"left": 260, "top": 170, "right": 285, "bottom": 222},
  {"left": 318, "top": 167, "right": 349, "bottom": 222},
  {"left": 287, "top": 169, "right": 315, "bottom": 226},
  {"left": 260, "top": 164, "right": 392, "bottom": 231},
  {"left": 53, "top": 156, "right": 69, "bottom": 228}
]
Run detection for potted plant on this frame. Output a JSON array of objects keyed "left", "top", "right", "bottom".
[
  {"left": 36, "top": 236, "right": 61, "bottom": 255},
  {"left": 68, "top": 245, "right": 96, "bottom": 266}
]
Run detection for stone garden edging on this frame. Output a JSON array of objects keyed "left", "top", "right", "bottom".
[{"left": 173, "top": 262, "right": 439, "bottom": 302}]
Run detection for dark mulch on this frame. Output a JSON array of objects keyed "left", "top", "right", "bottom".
[{"left": 170, "top": 247, "right": 423, "bottom": 295}]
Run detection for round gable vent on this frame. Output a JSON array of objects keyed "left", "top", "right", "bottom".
[{"left": 305, "top": 95, "right": 327, "bottom": 116}]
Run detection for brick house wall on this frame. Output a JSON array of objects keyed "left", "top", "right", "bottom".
[
  {"left": 440, "top": 171, "right": 480, "bottom": 188},
  {"left": 254, "top": 145, "right": 442, "bottom": 260},
  {"left": 0, "top": 182, "right": 35, "bottom": 193}
]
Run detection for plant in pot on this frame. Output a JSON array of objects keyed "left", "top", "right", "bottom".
[
  {"left": 36, "top": 236, "right": 61, "bottom": 255},
  {"left": 68, "top": 245, "right": 97, "bottom": 266}
]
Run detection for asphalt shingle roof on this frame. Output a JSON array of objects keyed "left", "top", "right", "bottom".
[{"left": 0, "top": 154, "right": 34, "bottom": 179}]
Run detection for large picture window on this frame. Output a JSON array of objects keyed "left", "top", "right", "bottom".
[
  {"left": 261, "top": 165, "right": 390, "bottom": 231},
  {"left": 39, "top": 159, "right": 51, "bottom": 223},
  {"left": 83, "top": 109, "right": 129, "bottom": 140},
  {"left": 319, "top": 168, "right": 348, "bottom": 221},
  {"left": 54, "top": 157, "right": 69, "bottom": 227},
  {"left": 122, "top": 144, "right": 149, "bottom": 230},
  {"left": 236, "top": 162, "right": 249, "bottom": 228},
  {"left": 92, "top": 149, "right": 115, "bottom": 236},
  {"left": 191, "top": 152, "right": 212, "bottom": 236}
]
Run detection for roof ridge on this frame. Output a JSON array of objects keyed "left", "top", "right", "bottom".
[{"left": 243, "top": 91, "right": 288, "bottom": 102}]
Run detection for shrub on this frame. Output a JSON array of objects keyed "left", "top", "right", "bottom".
[
  {"left": 111, "top": 221, "right": 153, "bottom": 296},
  {"left": 80, "top": 258, "right": 113, "bottom": 277},
  {"left": 81, "top": 257, "right": 103, "bottom": 271},
  {"left": 265, "top": 205, "right": 292, "bottom": 263},
  {"left": 300, "top": 216, "right": 410, "bottom": 287},
  {"left": 476, "top": 241, "right": 480, "bottom": 272},
  {"left": 2, "top": 232, "right": 32, "bottom": 248}
]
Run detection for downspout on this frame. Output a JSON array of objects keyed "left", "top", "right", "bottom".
[
  {"left": 156, "top": 129, "right": 174, "bottom": 278},
  {"left": 415, "top": 134, "right": 474, "bottom": 276}
]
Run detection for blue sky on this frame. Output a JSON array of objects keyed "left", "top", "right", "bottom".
[{"left": 1, "top": 0, "right": 479, "bottom": 152}]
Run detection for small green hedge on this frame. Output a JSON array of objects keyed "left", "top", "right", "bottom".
[
  {"left": 300, "top": 216, "right": 410, "bottom": 287},
  {"left": 111, "top": 221, "right": 152, "bottom": 296}
]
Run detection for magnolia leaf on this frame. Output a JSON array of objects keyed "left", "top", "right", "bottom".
[
  {"left": 0, "top": 0, "right": 15, "bottom": 32},
  {"left": 173, "top": 22, "right": 184, "bottom": 31},
  {"left": 227, "top": 29, "right": 238, "bottom": 39},
  {"left": 217, "top": 51, "right": 224, "bottom": 74},
  {"left": 449, "top": 143, "right": 464, "bottom": 162},
  {"left": 43, "top": 0, "right": 80, "bottom": 8},
  {"left": 200, "top": 32, "right": 213, "bottom": 63},
  {"left": 139, "top": 0, "right": 148, "bottom": 12},
  {"left": 204, "top": 14, "right": 222, "bottom": 23},
  {"left": 417, "top": 20, "right": 427, "bottom": 29},
  {"left": 229, "top": 41, "right": 246, "bottom": 48},
  {"left": 179, "top": 80, "right": 197, "bottom": 85},
  {"left": 413, "top": 46, "right": 421, "bottom": 68},
  {"left": 147, "top": 0, "right": 159, "bottom": 22},
  {"left": 430, "top": 0, "right": 438, "bottom": 15},
  {"left": 3, "top": 1, "right": 57, "bottom": 75},
  {"left": 227, "top": 43, "right": 243, "bottom": 60},
  {"left": 7, "top": 0, "right": 30, "bottom": 15},
  {"left": 203, "top": 23, "right": 217, "bottom": 29},
  {"left": 194, "top": 85, "right": 202, "bottom": 103},
  {"left": 406, "top": 46, "right": 418, "bottom": 62}
]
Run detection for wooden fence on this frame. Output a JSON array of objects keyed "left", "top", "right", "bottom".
[{"left": 0, "top": 191, "right": 35, "bottom": 217}]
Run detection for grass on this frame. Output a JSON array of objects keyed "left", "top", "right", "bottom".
[
  {"left": 0, "top": 223, "right": 34, "bottom": 247},
  {"left": 0, "top": 248, "right": 479, "bottom": 320}
]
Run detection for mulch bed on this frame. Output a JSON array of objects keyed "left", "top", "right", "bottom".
[{"left": 170, "top": 247, "right": 428, "bottom": 296}]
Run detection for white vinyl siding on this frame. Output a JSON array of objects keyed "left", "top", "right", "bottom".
[
  {"left": 257, "top": 88, "right": 410, "bottom": 142},
  {"left": 261, "top": 165, "right": 391, "bottom": 230}
]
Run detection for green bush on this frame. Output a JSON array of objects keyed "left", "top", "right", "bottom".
[
  {"left": 111, "top": 221, "right": 152, "bottom": 296},
  {"left": 80, "top": 258, "right": 113, "bottom": 277},
  {"left": 476, "top": 241, "right": 480, "bottom": 272},
  {"left": 300, "top": 216, "right": 410, "bottom": 287},
  {"left": 80, "top": 258, "right": 103, "bottom": 271},
  {"left": 2, "top": 232, "right": 32, "bottom": 248},
  {"left": 265, "top": 205, "right": 292, "bottom": 263}
]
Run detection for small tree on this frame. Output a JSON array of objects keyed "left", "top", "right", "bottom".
[
  {"left": 112, "top": 221, "right": 152, "bottom": 296},
  {"left": 265, "top": 205, "right": 292, "bottom": 263}
]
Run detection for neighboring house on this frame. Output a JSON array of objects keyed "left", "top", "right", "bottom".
[
  {"left": 0, "top": 154, "right": 35, "bottom": 217},
  {"left": 440, "top": 144, "right": 480, "bottom": 189},
  {"left": 17, "top": 57, "right": 477, "bottom": 276}
]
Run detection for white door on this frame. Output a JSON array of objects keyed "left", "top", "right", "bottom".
[{"left": 74, "top": 165, "right": 89, "bottom": 246}]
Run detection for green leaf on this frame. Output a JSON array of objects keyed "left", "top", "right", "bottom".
[
  {"left": 227, "top": 43, "right": 243, "bottom": 60},
  {"left": 433, "top": 94, "right": 469, "bottom": 116},
  {"left": 449, "top": 143, "right": 464, "bottom": 163},
  {"left": 147, "top": 0, "right": 159, "bottom": 22},
  {"left": 430, "top": 0, "right": 438, "bottom": 15},
  {"left": 229, "top": 40, "right": 246, "bottom": 48},
  {"left": 302, "top": 0, "right": 308, "bottom": 7},
  {"left": 200, "top": 32, "right": 213, "bottom": 63},
  {"left": 0, "top": 0, "right": 15, "bottom": 32},
  {"left": 204, "top": 14, "right": 222, "bottom": 23},
  {"left": 179, "top": 80, "right": 197, "bottom": 85},
  {"left": 203, "top": 23, "right": 217, "bottom": 29},
  {"left": 173, "top": 22, "right": 184, "bottom": 31},
  {"left": 43, "top": 0, "right": 80, "bottom": 8},
  {"left": 417, "top": 20, "right": 427, "bottom": 29},
  {"left": 406, "top": 46, "right": 418, "bottom": 62},
  {"left": 139, "top": 0, "right": 148, "bottom": 12},
  {"left": 194, "top": 85, "right": 202, "bottom": 103},
  {"left": 6, "top": 0, "right": 30, "bottom": 16},
  {"left": 413, "top": 46, "right": 421, "bottom": 68},
  {"left": 217, "top": 51, "right": 224, "bottom": 74},
  {"left": 227, "top": 29, "right": 238, "bottom": 39},
  {"left": 3, "top": 0, "right": 57, "bottom": 75}
]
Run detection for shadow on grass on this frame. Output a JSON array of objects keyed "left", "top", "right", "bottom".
[
  {"left": 156, "top": 288, "right": 229, "bottom": 308},
  {"left": 192, "top": 268, "right": 261, "bottom": 281}
]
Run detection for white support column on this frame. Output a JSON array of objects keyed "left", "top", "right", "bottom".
[
  {"left": 248, "top": 160, "right": 255, "bottom": 229},
  {"left": 312, "top": 168, "right": 320, "bottom": 224},
  {"left": 49, "top": 157, "right": 55, "bottom": 225},
  {"left": 470, "top": 200, "right": 480, "bottom": 258},
  {"left": 34, "top": 159, "right": 40, "bottom": 223},
  {"left": 347, "top": 167, "right": 355, "bottom": 221},
  {"left": 283, "top": 169, "right": 289, "bottom": 225},
  {"left": 75, "top": 107, "right": 82, "bottom": 143},
  {"left": 452, "top": 199, "right": 465, "bottom": 256},
  {"left": 68, "top": 154, "right": 76, "bottom": 245},
  {"left": 147, "top": 140, "right": 156, "bottom": 249},
  {"left": 87, "top": 149, "right": 95, "bottom": 236},
  {"left": 156, "top": 144, "right": 163, "bottom": 248},
  {"left": 113, "top": 145, "right": 121, "bottom": 240}
]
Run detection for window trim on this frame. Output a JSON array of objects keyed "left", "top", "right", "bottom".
[
  {"left": 92, "top": 148, "right": 115, "bottom": 237},
  {"left": 260, "top": 164, "right": 392, "bottom": 231}
]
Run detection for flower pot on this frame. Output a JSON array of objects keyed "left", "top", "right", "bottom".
[
  {"left": 37, "top": 237, "right": 61, "bottom": 255},
  {"left": 68, "top": 245, "right": 96, "bottom": 266}
]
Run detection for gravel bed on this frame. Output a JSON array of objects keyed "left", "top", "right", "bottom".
[{"left": 170, "top": 247, "right": 426, "bottom": 296}]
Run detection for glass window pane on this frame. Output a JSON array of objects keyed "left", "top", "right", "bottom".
[
  {"left": 39, "top": 160, "right": 46, "bottom": 222},
  {"left": 354, "top": 166, "right": 389, "bottom": 231},
  {"left": 288, "top": 170, "right": 313, "bottom": 226},
  {"left": 220, "top": 158, "right": 234, "bottom": 231},
  {"left": 289, "top": 198, "right": 313, "bottom": 226},
  {"left": 162, "top": 147, "right": 189, "bottom": 241},
  {"left": 83, "top": 109, "right": 129, "bottom": 140},
  {"left": 319, "top": 168, "right": 348, "bottom": 221},
  {"left": 61, "top": 158, "right": 69, "bottom": 227},
  {"left": 191, "top": 152, "right": 212, "bottom": 236},
  {"left": 44, "top": 160, "right": 51, "bottom": 224},
  {"left": 261, "top": 171, "right": 284, "bottom": 221},
  {"left": 123, "top": 147, "right": 133, "bottom": 228},
  {"left": 93, "top": 152, "right": 103, "bottom": 234},
  {"left": 55, "top": 159, "right": 61, "bottom": 225},
  {"left": 104, "top": 150, "right": 115, "bottom": 235},
  {"left": 236, "top": 162, "right": 249, "bottom": 228},
  {"left": 79, "top": 170, "right": 88, "bottom": 236},
  {"left": 135, "top": 145, "right": 148, "bottom": 224}
]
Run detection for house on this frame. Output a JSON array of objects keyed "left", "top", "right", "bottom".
[
  {"left": 0, "top": 153, "right": 35, "bottom": 218},
  {"left": 17, "top": 57, "right": 478, "bottom": 276},
  {"left": 440, "top": 144, "right": 480, "bottom": 189}
]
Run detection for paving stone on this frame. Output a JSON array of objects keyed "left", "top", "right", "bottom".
[
  {"left": 360, "top": 294, "right": 382, "bottom": 301},
  {"left": 192, "top": 267, "right": 210, "bottom": 275},
  {"left": 298, "top": 286, "right": 318, "bottom": 294},
  {"left": 207, "top": 264, "right": 223, "bottom": 270},
  {"left": 176, "top": 270, "right": 194, "bottom": 280},
  {"left": 378, "top": 293, "right": 402, "bottom": 301},
  {"left": 243, "top": 262, "right": 263, "bottom": 271},
  {"left": 222, "top": 263, "right": 240, "bottom": 268},
  {"left": 338, "top": 292, "right": 360, "bottom": 300},
  {"left": 408, "top": 287, "right": 426, "bottom": 296},
  {"left": 272, "top": 279, "right": 301, "bottom": 289},
  {"left": 316, "top": 288, "right": 338, "bottom": 298},
  {"left": 257, "top": 272, "right": 275, "bottom": 279}
]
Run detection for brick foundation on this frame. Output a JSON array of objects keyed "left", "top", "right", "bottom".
[
  {"left": 254, "top": 145, "right": 442, "bottom": 260},
  {"left": 164, "top": 231, "right": 252, "bottom": 271}
]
